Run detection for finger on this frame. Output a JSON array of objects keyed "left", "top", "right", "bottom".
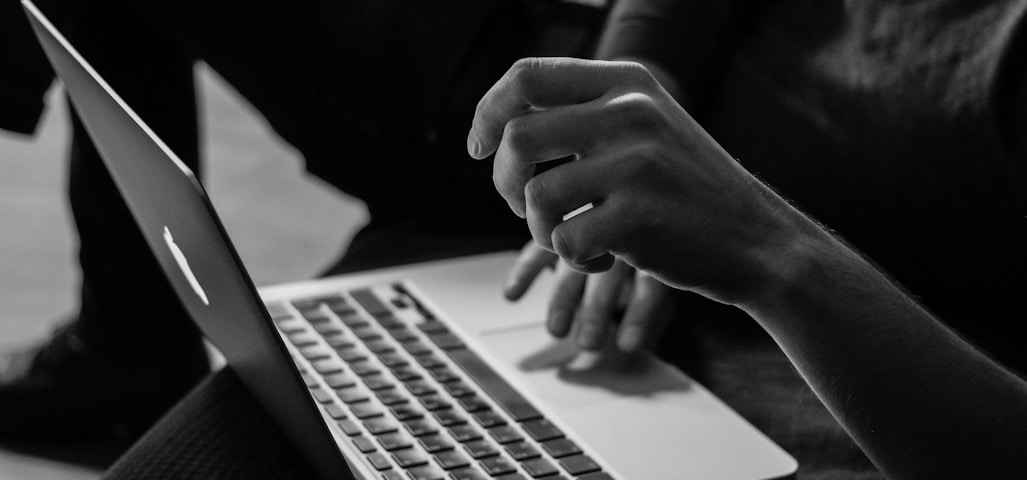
[
  {"left": 523, "top": 149, "right": 618, "bottom": 250},
  {"left": 468, "top": 58, "right": 654, "bottom": 159},
  {"left": 574, "top": 260, "right": 633, "bottom": 351},
  {"left": 492, "top": 99, "right": 613, "bottom": 217},
  {"left": 547, "top": 261, "right": 586, "bottom": 338},
  {"left": 550, "top": 194, "right": 630, "bottom": 274},
  {"left": 617, "top": 273, "right": 674, "bottom": 353},
  {"left": 505, "top": 242, "right": 557, "bottom": 301}
]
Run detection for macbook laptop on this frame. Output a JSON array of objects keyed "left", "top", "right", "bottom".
[{"left": 23, "top": 2, "right": 798, "bottom": 478}]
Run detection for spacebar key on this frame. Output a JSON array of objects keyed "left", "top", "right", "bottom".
[{"left": 446, "top": 349, "right": 542, "bottom": 422}]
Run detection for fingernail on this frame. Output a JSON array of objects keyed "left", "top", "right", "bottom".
[
  {"left": 547, "top": 311, "right": 569, "bottom": 337},
  {"left": 503, "top": 277, "right": 520, "bottom": 300},
  {"left": 619, "top": 327, "right": 644, "bottom": 353},
  {"left": 466, "top": 131, "right": 481, "bottom": 158},
  {"left": 577, "top": 323, "right": 604, "bottom": 350}
]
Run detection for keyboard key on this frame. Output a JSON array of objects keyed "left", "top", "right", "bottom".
[
  {"left": 443, "top": 381, "right": 475, "bottom": 398},
  {"left": 448, "top": 425, "right": 482, "bottom": 443},
  {"left": 378, "top": 352, "right": 409, "bottom": 368},
  {"left": 313, "top": 323, "right": 342, "bottom": 335},
  {"left": 427, "top": 332, "right": 465, "bottom": 351},
  {"left": 337, "top": 419, "right": 362, "bottom": 436},
  {"left": 336, "top": 388, "right": 370, "bottom": 404},
  {"left": 403, "top": 418, "right": 438, "bottom": 437},
  {"left": 462, "top": 439, "right": 500, "bottom": 459},
  {"left": 472, "top": 411, "right": 506, "bottom": 428},
  {"left": 365, "top": 375, "right": 396, "bottom": 391},
  {"left": 434, "top": 409, "right": 467, "bottom": 427},
  {"left": 448, "top": 466, "right": 489, "bottom": 480},
  {"left": 327, "top": 302, "right": 356, "bottom": 317},
  {"left": 521, "top": 458, "right": 559, "bottom": 478},
  {"left": 446, "top": 349, "right": 542, "bottom": 422},
  {"left": 406, "top": 464, "right": 447, "bottom": 480},
  {"left": 405, "top": 380, "right": 438, "bottom": 396},
  {"left": 350, "top": 289, "right": 392, "bottom": 317},
  {"left": 479, "top": 456, "right": 517, "bottom": 476},
  {"left": 366, "top": 339, "right": 396, "bottom": 354},
  {"left": 495, "top": 474, "right": 528, "bottom": 480},
  {"left": 265, "top": 301, "right": 292, "bottom": 320},
  {"left": 364, "top": 417, "right": 399, "bottom": 435},
  {"left": 392, "top": 448, "right": 429, "bottom": 468},
  {"left": 381, "top": 471, "right": 406, "bottom": 480},
  {"left": 352, "top": 403, "right": 385, "bottom": 419},
  {"left": 324, "top": 333, "right": 354, "bottom": 349},
  {"left": 353, "top": 326, "right": 382, "bottom": 341},
  {"left": 324, "top": 403, "right": 347, "bottom": 419},
  {"left": 558, "top": 454, "right": 600, "bottom": 476},
  {"left": 376, "top": 389, "right": 408, "bottom": 406},
  {"left": 487, "top": 425, "right": 523, "bottom": 444},
  {"left": 366, "top": 452, "right": 393, "bottom": 471},
  {"left": 377, "top": 433, "right": 414, "bottom": 451},
  {"left": 311, "top": 358, "right": 343, "bottom": 374},
  {"left": 418, "top": 394, "right": 452, "bottom": 412},
  {"left": 415, "top": 354, "right": 446, "bottom": 369},
  {"left": 577, "top": 473, "right": 613, "bottom": 480},
  {"left": 324, "top": 372, "right": 358, "bottom": 389},
  {"left": 310, "top": 388, "right": 334, "bottom": 404},
  {"left": 300, "top": 372, "right": 319, "bottom": 388},
  {"left": 291, "top": 298, "right": 324, "bottom": 312},
  {"left": 418, "top": 434, "right": 456, "bottom": 453},
  {"left": 287, "top": 331, "right": 319, "bottom": 347},
  {"left": 433, "top": 449, "right": 471, "bottom": 470},
  {"left": 375, "top": 314, "right": 406, "bottom": 330},
  {"left": 403, "top": 341, "right": 434, "bottom": 356},
  {"left": 429, "top": 367, "right": 460, "bottom": 383},
  {"left": 416, "top": 321, "right": 449, "bottom": 334},
  {"left": 520, "top": 418, "right": 563, "bottom": 442},
  {"left": 456, "top": 395, "right": 489, "bottom": 413},
  {"left": 340, "top": 315, "right": 370, "bottom": 329},
  {"left": 353, "top": 435, "right": 378, "bottom": 453},
  {"left": 351, "top": 362, "right": 382, "bottom": 377},
  {"left": 504, "top": 442, "right": 540, "bottom": 461},
  {"left": 390, "top": 404, "right": 425, "bottom": 421},
  {"left": 299, "top": 346, "right": 332, "bottom": 360},
  {"left": 388, "top": 327, "right": 419, "bottom": 343},
  {"left": 337, "top": 348, "right": 368, "bottom": 363},
  {"left": 540, "top": 438, "right": 581, "bottom": 458},
  {"left": 392, "top": 367, "right": 422, "bottom": 382}
]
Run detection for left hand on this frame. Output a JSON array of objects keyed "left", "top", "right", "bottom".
[{"left": 505, "top": 241, "right": 674, "bottom": 352}]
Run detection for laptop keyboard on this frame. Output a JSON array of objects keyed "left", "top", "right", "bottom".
[{"left": 267, "top": 284, "right": 614, "bottom": 480}]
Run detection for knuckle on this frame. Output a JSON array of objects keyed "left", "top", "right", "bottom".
[
  {"left": 510, "top": 57, "right": 546, "bottom": 96},
  {"left": 523, "top": 175, "right": 552, "bottom": 212},
  {"left": 502, "top": 116, "right": 534, "bottom": 158}
]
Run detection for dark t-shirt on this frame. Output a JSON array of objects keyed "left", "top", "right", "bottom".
[{"left": 604, "top": 0, "right": 1027, "bottom": 371}]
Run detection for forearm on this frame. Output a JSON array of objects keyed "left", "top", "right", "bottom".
[{"left": 742, "top": 207, "right": 1027, "bottom": 478}]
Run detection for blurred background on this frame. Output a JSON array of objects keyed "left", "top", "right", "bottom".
[{"left": 0, "top": 64, "right": 368, "bottom": 479}]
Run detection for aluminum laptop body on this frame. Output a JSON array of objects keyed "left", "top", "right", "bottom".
[{"left": 24, "top": 2, "right": 798, "bottom": 478}]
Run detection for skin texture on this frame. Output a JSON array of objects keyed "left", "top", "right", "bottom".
[{"left": 469, "top": 57, "right": 1027, "bottom": 479}]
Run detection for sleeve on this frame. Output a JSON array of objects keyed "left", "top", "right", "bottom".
[
  {"left": 594, "top": 0, "right": 753, "bottom": 111},
  {"left": 0, "top": 0, "right": 70, "bottom": 136}
]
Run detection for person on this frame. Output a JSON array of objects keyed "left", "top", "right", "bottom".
[
  {"left": 5, "top": 0, "right": 1026, "bottom": 478},
  {"left": 469, "top": 56, "right": 1027, "bottom": 479}
]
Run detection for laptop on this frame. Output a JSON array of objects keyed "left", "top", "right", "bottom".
[{"left": 23, "top": 2, "right": 798, "bottom": 478}]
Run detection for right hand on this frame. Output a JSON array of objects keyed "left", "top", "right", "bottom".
[
  {"left": 504, "top": 241, "right": 674, "bottom": 353},
  {"left": 468, "top": 58, "right": 798, "bottom": 307}
]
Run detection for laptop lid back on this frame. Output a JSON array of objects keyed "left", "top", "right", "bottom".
[{"left": 22, "top": 2, "right": 352, "bottom": 478}]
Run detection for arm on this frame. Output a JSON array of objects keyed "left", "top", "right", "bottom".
[{"left": 469, "top": 57, "right": 1027, "bottom": 478}]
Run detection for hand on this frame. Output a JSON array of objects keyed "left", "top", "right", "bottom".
[
  {"left": 468, "top": 58, "right": 795, "bottom": 305},
  {"left": 504, "top": 241, "right": 674, "bottom": 352}
]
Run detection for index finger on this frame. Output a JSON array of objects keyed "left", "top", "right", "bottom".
[{"left": 467, "top": 58, "right": 652, "bottom": 159}]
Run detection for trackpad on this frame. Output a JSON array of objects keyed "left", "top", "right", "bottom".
[{"left": 477, "top": 324, "right": 692, "bottom": 409}]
